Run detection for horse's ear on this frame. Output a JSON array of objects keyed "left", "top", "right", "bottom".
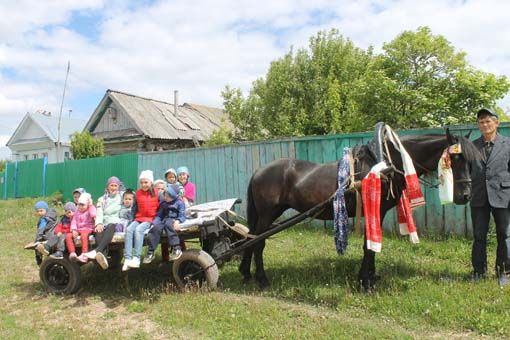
[
  {"left": 465, "top": 130, "right": 472, "bottom": 139},
  {"left": 446, "top": 128, "right": 455, "bottom": 144}
]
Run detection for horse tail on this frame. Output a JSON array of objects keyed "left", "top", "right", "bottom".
[{"left": 246, "top": 176, "right": 258, "bottom": 233}]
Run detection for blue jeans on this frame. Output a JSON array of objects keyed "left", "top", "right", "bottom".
[{"left": 124, "top": 221, "right": 151, "bottom": 260}]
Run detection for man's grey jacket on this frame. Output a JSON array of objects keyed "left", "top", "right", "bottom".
[{"left": 471, "top": 134, "right": 510, "bottom": 208}]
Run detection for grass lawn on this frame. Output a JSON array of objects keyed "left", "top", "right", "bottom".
[{"left": 1, "top": 197, "right": 509, "bottom": 339}]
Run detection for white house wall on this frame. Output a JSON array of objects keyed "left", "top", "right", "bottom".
[{"left": 9, "top": 140, "right": 71, "bottom": 164}]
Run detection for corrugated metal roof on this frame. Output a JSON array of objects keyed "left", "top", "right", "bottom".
[
  {"left": 7, "top": 112, "right": 86, "bottom": 146},
  {"left": 105, "top": 90, "right": 227, "bottom": 141}
]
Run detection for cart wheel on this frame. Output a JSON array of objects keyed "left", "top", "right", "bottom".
[
  {"left": 108, "top": 249, "right": 122, "bottom": 270},
  {"left": 39, "top": 257, "right": 82, "bottom": 294},
  {"left": 172, "top": 249, "right": 219, "bottom": 289}
]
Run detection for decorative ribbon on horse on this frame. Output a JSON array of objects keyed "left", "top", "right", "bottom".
[
  {"left": 397, "top": 189, "right": 419, "bottom": 243},
  {"left": 362, "top": 125, "right": 425, "bottom": 252},
  {"left": 385, "top": 126, "right": 426, "bottom": 208},
  {"left": 438, "top": 149, "right": 454, "bottom": 204},
  {"left": 362, "top": 161, "right": 386, "bottom": 253},
  {"left": 333, "top": 147, "right": 351, "bottom": 255}
]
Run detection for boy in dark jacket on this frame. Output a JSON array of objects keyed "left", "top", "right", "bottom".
[
  {"left": 24, "top": 201, "right": 58, "bottom": 264},
  {"left": 144, "top": 184, "right": 185, "bottom": 263}
]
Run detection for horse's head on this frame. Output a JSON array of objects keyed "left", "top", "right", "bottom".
[{"left": 445, "top": 128, "right": 481, "bottom": 205}]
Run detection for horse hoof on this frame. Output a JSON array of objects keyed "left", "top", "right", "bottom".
[
  {"left": 359, "top": 279, "right": 376, "bottom": 293},
  {"left": 241, "top": 276, "right": 252, "bottom": 285},
  {"left": 257, "top": 278, "right": 271, "bottom": 290}
]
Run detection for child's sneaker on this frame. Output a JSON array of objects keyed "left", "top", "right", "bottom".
[
  {"left": 169, "top": 247, "right": 182, "bottom": 261},
  {"left": 95, "top": 252, "right": 108, "bottom": 270},
  {"left": 49, "top": 251, "right": 64, "bottom": 260},
  {"left": 143, "top": 252, "right": 155, "bottom": 264},
  {"left": 122, "top": 261, "right": 130, "bottom": 272},
  {"left": 69, "top": 252, "right": 78, "bottom": 262},
  {"left": 24, "top": 241, "right": 40, "bottom": 249},
  {"left": 35, "top": 243, "right": 49, "bottom": 256},
  {"left": 84, "top": 250, "right": 97, "bottom": 260},
  {"left": 77, "top": 254, "right": 88, "bottom": 263},
  {"left": 128, "top": 257, "right": 140, "bottom": 268}
]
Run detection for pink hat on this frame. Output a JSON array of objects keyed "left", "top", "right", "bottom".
[{"left": 107, "top": 176, "right": 121, "bottom": 187}]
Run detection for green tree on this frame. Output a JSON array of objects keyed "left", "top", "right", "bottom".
[
  {"left": 0, "top": 160, "right": 6, "bottom": 172},
  {"left": 204, "top": 119, "right": 234, "bottom": 147},
  {"left": 70, "top": 132, "right": 104, "bottom": 160},
  {"left": 223, "top": 27, "right": 510, "bottom": 139}
]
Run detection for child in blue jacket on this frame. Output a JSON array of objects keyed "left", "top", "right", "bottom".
[{"left": 143, "top": 184, "right": 185, "bottom": 264}]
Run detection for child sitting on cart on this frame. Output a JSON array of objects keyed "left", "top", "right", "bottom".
[
  {"left": 164, "top": 168, "right": 185, "bottom": 197},
  {"left": 68, "top": 193, "right": 96, "bottom": 263},
  {"left": 35, "top": 202, "right": 77, "bottom": 260},
  {"left": 118, "top": 189, "right": 135, "bottom": 231},
  {"left": 176, "top": 166, "right": 196, "bottom": 207},
  {"left": 24, "top": 201, "right": 58, "bottom": 264},
  {"left": 123, "top": 170, "right": 159, "bottom": 270},
  {"left": 143, "top": 184, "right": 185, "bottom": 264}
]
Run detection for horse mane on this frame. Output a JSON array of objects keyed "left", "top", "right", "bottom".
[
  {"left": 457, "top": 135, "right": 483, "bottom": 162},
  {"left": 400, "top": 133, "right": 482, "bottom": 162}
]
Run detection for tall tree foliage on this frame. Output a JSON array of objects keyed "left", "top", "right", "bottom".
[
  {"left": 221, "top": 27, "right": 509, "bottom": 141},
  {"left": 70, "top": 132, "right": 104, "bottom": 160}
]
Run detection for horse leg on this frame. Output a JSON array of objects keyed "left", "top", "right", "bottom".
[
  {"left": 239, "top": 247, "right": 254, "bottom": 283},
  {"left": 358, "top": 239, "right": 377, "bottom": 291},
  {"left": 253, "top": 239, "right": 269, "bottom": 288}
]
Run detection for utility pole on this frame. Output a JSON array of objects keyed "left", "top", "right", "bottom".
[{"left": 56, "top": 61, "right": 70, "bottom": 163}]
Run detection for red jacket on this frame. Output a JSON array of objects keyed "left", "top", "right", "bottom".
[
  {"left": 55, "top": 216, "right": 72, "bottom": 234},
  {"left": 134, "top": 188, "right": 159, "bottom": 223}
]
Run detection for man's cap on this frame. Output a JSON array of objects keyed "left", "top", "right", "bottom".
[{"left": 477, "top": 108, "right": 498, "bottom": 119}]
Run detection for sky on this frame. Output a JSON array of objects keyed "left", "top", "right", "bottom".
[{"left": 1, "top": 0, "right": 509, "bottom": 159}]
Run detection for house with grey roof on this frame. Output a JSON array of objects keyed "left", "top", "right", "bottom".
[
  {"left": 6, "top": 112, "right": 87, "bottom": 164},
  {"left": 83, "top": 89, "right": 228, "bottom": 155}
]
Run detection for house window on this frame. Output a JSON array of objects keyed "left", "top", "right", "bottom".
[
  {"left": 23, "top": 155, "right": 29, "bottom": 160},
  {"left": 42, "top": 152, "right": 48, "bottom": 159},
  {"left": 32, "top": 153, "right": 38, "bottom": 159},
  {"left": 64, "top": 151, "right": 70, "bottom": 160}
]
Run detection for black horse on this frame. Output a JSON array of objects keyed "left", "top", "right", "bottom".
[{"left": 239, "top": 130, "right": 482, "bottom": 289}]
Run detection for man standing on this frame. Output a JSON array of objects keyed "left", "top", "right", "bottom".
[{"left": 471, "top": 108, "right": 510, "bottom": 286}]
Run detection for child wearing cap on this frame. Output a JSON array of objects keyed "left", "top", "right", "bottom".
[
  {"left": 39, "top": 202, "right": 77, "bottom": 259},
  {"left": 143, "top": 184, "right": 186, "bottom": 264},
  {"left": 24, "top": 201, "right": 58, "bottom": 264},
  {"left": 82, "top": 176, "right": 124, "bottom": 270},
  {"left": 164, "top": 168, "right": 185, "bottom": 197},
  {"left": 123, "top": 170, "right": 159, "bottom": 270},
  {"left": 153, "top": 179, "right": 167, "bottom": 202},
  {"left": 67, "top": 193, "right": 96, "bottom": 263},
  {"left": 72, "top": 188, "right": 86, "bottom": 205},
  {"left": 176, "top": 166, "right": 196, "bottom": 207}
]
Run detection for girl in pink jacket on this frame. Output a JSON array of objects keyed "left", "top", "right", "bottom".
[{"left": 67, "top": 193, "right": 96, "bottom": 263}]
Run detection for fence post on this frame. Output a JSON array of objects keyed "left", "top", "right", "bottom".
[
  {"left": 42, "top": 157, "right": 47, "bottom": 197},
  {"left": 3, "top": 165, "right": 7, "bottom": 199},
  {"left": 13, "top": 161, "right": 18, "bottom": 198}
]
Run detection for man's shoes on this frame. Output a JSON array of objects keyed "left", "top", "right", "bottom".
[
  {"left": 35, "top": 243, "right": 49, "bottom": 256},
  {"left": 84, "top": 250, "right": 97, "bottom": 260},
  {"left": 471, "top": 272, "right": 485, "bottom": 282},
  {"left": 143, "top": 252, "right": 155, "bottom": 264},
  {"left": 169, "top": 248, "right": 182, "bottom": 261},
  {"left": 49, "top": 251, "right": 64, "bottom": 260},
  {"left": 498, "top": 273, "right": 509, "bottom": 287},
  {"left": 95, "top": 252, "right": 109, "bottom": 270}
]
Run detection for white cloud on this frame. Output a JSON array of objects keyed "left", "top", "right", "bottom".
[{"left": 0, "top": 0, "right": 509, "bottom": 148}]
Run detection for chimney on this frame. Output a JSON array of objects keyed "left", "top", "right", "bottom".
[{"left": 174, "top": 90, "right": 178, "bottom": 117}]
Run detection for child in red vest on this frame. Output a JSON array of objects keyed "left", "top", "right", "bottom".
[
  {"left": 123, "top": 170, "right": 159, "bottom": 270},
  {"left": 36, "top": 202, "right": 77, "bottom": 259}
]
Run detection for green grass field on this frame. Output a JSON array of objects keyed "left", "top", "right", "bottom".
[{"left": 1, "top": 197, "right": 509, "bottom": 339}]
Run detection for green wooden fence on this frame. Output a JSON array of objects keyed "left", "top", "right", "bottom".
[{"left": 2, "top": 123, "right": 510, "bottom": 236}]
